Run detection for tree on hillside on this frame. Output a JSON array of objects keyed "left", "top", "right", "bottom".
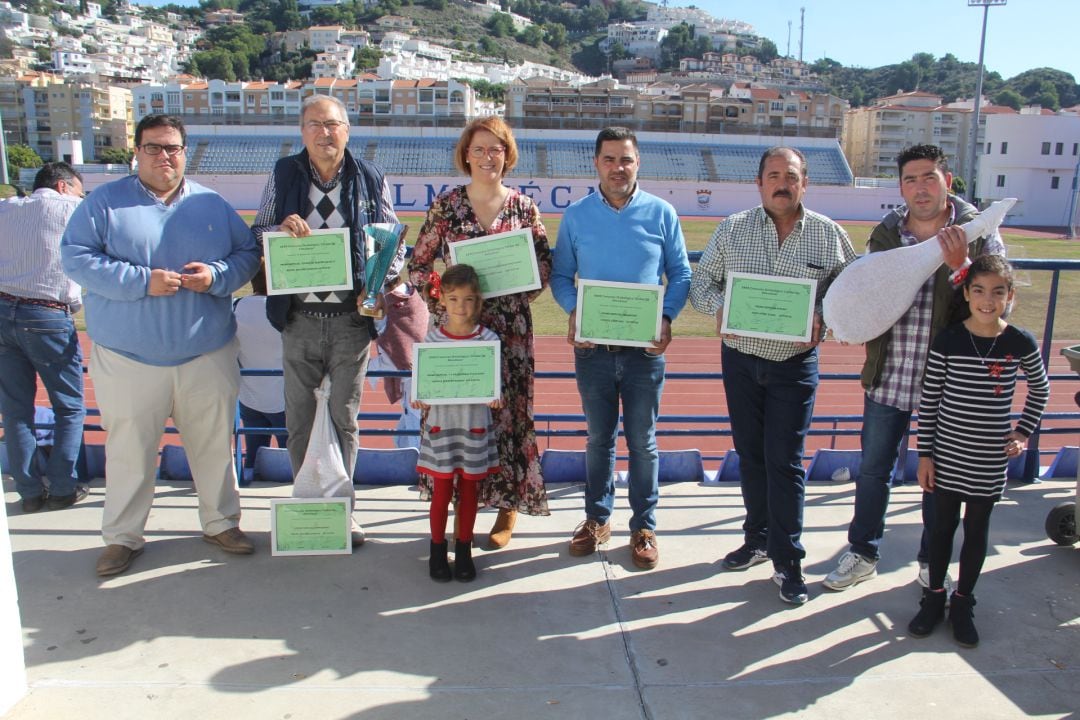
[
  {"left": 544, "top": 22, "right": 567, "bottom": 49},
  {"left": 7, "top": 144, "right": 42, "bottom": 185},
  {"left": 486, "top": 13, "right": 515, "bottom": 38},
  {"left": 951, "top": 176, "right": 966, "bottom": 197},
  {"left": 1007, "top": 67, "right": 1078, "bottom": 108},
  {"left": 993, "top": 88, "right": 1023, "bottom": 110},
  {"left": 749, "top": 38, "right": 778, "bottom": 65},
  {"left": 519, "top": 23, "right": 545, "bottom": 48}
]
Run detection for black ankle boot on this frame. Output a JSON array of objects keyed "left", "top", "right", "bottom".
[
  {"left": 949, "top": 593, "right": 979, "bottom": 648},
  {"left": 429, "top": 541, "right": 451, "bottom": 582},
  {"left": 908, "top": 588, "right": 947, "bottom": 638},
  {"left": 454, "top": 539, "right": 476, "bottom": 582}
]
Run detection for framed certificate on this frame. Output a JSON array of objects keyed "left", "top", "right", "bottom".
[
  {"left": 263, "top": 228, "right": 353, "bottom": 296},
  {"left": 270, "top": 498, "right": 351, "bottom": 556},
  {"left": 447, "top": 229, "right": 542, "bottom": 299},
  {"left": 720, "top": 272, "right": 817, "bottom": 342},
  {"left": 575, "top": 279, "right": 664, "bottom": 348},
  {"left": 411, "top": 340, "right": 501, "bottom": 405}
]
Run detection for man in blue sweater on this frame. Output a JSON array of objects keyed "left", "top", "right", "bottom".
[
  {"left": 550, "top": 126, "right": 691, "bottom": 570},
  {"left": 62, "top": 114, "right": 260, "bottom": 577}
]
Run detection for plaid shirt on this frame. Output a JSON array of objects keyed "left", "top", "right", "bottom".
[
  {"left": 869, "top": 201, "right": 1005, "bottom": 411},
  {"left": 689, "top": 204, "right": 856, "bottom": 362}
]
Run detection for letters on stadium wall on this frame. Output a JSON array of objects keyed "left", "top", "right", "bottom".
[{"left": 83, "top": 174, "right": 899, "bottom": 220}]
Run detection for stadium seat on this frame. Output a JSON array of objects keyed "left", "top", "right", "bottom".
[{"left": 353, "top": 447, "right": 419, "bottom": 485}]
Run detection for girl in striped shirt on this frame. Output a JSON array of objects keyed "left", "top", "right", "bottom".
[
  {"left": 908, "top": 255, "right": 1049, "bottom": 647},
  {"left": 412, "top": 264, "right": 502, "bottom": 583}
]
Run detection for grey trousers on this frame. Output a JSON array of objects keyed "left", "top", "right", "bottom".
[{"left": 282, "top": 312, "right": 372, "bottom": 481}]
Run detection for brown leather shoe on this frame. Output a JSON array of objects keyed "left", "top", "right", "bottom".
[
  {"left": 631, "top": 529, "right": 659, "bottom": 570},
  {"left": 568, "top": 519, "right": 611, "bottom": 556},
  {"left": 202, "top": 527, "right": 255, "bottom": 555},
  {"left": 96, "top": 544, "right": 143, "bottom": 577},
  {"left": 487, "top": 508, "right": 517, "bottom": 549}
]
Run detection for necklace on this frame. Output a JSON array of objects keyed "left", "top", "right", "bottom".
[
  {"left": 968, "top": 328, "right": 1006, "bottom": 395},
  {"left": 967, "top": 328, "right": 1000, "bottom": 365}
]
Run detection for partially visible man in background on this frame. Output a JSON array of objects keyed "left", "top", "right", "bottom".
[{"left": 0, "top": 162, "right": 87, "bottom": 513}]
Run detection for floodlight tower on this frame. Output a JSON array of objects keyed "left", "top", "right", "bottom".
[{"left": 966, "top": 0, "right": 1007, "bottom": 203}]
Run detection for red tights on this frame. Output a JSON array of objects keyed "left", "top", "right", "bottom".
[{"left": 430, "top": 476, "right": 478, "bottom": 544}]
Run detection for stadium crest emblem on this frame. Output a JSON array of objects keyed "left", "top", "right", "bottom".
[{"left": 697, "top": 189, "right": 712, "bottom": 210}]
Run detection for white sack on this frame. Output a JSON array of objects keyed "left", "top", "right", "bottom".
[{"left": 292, "top": 376, "right": 354, "bottom": 504}]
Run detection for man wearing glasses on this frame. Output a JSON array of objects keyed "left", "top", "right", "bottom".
[
  {"left": 62, "top": 114, "right": 260, "bottom": 576},
  {"left": 253, "top": 95, "right": 401, "bottom": 547},
  {"left": 0, "top": 162, "right": 87, "bottom": 514}
]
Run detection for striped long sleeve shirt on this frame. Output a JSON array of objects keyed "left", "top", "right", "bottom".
[{"left": 917, "top": 323, "right": 1050, "bottom": 500}]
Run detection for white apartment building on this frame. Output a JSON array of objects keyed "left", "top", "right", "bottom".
[
  {"left": 976, "top": 109, "right": 1080, "bottom": 228},
  {"left": 312, "top": 45, "right": 355, "bottom": 79},
  {"left": 842, "top": 91, "right": 1005, "bottom": 182},
  {"left": 602, "top": 22, "right": 668, "bottom": 61}
]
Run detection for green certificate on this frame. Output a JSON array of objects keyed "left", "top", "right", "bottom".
[
  {"left": 270, "top": 498, "right": 351, "bottom": 556},
  {"left": 263, "top": 228, "right": 353, "bottom": 296},
  {"left": 447, "top": 229, "right": 542, "bottom": 299},
  {"left": 411, "top": 340, "right": 501, "bottom": 405},
  {"left": 721, "top": 272, "right": 817, "bottom": 342},
  {"left": 575, "top": 280, "right": 664, "bottom": 347}
]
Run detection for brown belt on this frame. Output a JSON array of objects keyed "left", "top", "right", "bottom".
[{"left": 0, "top": 291, "right": 70, "bottom": 313}]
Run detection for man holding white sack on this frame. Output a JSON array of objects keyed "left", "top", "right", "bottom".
[
  {"left": 689, "top": 147, "right": 855, "bottom": 605},
  {"left": 253, "top": 95, "right": 402, "bottom": 548},
  {"left": 823, "top": 144, "right": 1005, "bottom": 592}
]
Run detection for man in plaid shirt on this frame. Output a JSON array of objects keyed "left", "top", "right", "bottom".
[
  {"left": 689, "top": 147, "right": 855, "bottom": 605},
  {"left": 822, "top": 144, "right": 1005, "bottom": 593}
]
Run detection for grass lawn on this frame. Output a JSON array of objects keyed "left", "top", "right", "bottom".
[
  {"left": 391, "top": 214, "right": 1080, "bottom": 342},
  {"left": 70, "top": 209, "right": 1080, "bottom": 343}
]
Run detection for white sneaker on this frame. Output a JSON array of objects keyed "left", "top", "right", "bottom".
[
  {"left": 917, "top": 561, "right": 954, "bottom": 594},
  {"left": 822, "top": 551, "right": 878, "bottom": 591}
]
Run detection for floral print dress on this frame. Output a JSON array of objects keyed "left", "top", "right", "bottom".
[{"left": 409, "top": 185, "right": 552, "bottom": 515}]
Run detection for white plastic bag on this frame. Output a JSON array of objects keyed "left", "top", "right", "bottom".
[{"left": 292, "top": 376, "right": 354, "bottom": 503}]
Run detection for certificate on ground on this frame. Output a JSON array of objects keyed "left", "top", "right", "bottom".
[
  {"left": 271, "top": 498, "right": 351, "bottom": 556},
  {"left": 263, "top": 228, "right": 353, "bottom": 296},
  {"left": 720, "top": 272, "right": 817, "bottom": 342},
  {"left": 447, "top": 229, "right": 541, "bottom": 299},
  {"left": 575, "top": 280, "right": 664, "bottom": 348},
  {"left": 411, "top": 341, "right": 501, "bottom": 405}
]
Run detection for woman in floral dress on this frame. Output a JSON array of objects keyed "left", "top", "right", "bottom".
[{"left": 408, "top": 117, "right": 552, "bottom": 547}]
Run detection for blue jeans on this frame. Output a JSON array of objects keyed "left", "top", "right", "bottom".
[
  {"left": 722, "top": 345, "right": 817, "bottom": 562},
  {"left": 0, "top": 298, "right": 85, "bottom": 500},
  {"left": 574, "top": 346, "right": 665, "bottom": 532},
  {"left": 848, "top": 394, "right": 933, "bottom": 562},
  {"left": 238, "top": 403, "right": 288, "bottom": 469}
]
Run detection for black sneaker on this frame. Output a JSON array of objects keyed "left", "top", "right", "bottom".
[
  {"left": 46, "top": 485, "right": 89, "bottom": 511},
  {"left": 773, "top": 561, "right": 809, "bottom": 605},
  {"left": 722, "top": 543, "right": 768, "bottom": 571}
]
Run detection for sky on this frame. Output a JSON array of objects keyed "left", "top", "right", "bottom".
[{"left": 694, "top": 0, "right": 1078, "bottom": 81}]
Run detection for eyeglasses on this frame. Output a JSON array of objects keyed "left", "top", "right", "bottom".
[
  {"left": 304, "top": 120, "right": 348, "bottom": 132},
  {"left": 469, "top": 145, "right": 506, "bottom": 158},
  {"left": 139, "top": 143, "right": 185, "bottom": 157}
]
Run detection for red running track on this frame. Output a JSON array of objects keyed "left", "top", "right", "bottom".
[{"left": 49, "top": 335, "right": 1080, "bottom": 468}]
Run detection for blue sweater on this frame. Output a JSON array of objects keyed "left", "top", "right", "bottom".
[
  {"left": 61, "top": 176, "right": 259, "bottom": 366},
  {"left": 551, "top": 188, "right": 691, "bottom": 319}
]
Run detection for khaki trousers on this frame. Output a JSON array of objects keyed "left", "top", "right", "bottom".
[{"left": 91, "top": 340, "right": 242, "bottom": 549}]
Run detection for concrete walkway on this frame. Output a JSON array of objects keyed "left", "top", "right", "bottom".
[{"left": 3, "top": 475, "right": 1079, "bottom": 719}]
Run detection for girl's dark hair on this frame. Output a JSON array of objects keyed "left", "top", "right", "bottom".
[
  {"left": 965, "top": 254, "right": 1014, "bottom": 289},
  {"left": 440, "top": 263, "right": 481, "bottom": 294}
]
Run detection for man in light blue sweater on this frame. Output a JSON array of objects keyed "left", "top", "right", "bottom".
[
  {"left": 62, "top": 114, "right": 260, "bottom": 577},
  {"left": 550, "top": 126, "right": 691, "bottom": 570}
]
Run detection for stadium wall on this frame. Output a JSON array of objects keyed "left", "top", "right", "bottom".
[{"left": 81, "top": 173, "right": 901, "bottom": 220}]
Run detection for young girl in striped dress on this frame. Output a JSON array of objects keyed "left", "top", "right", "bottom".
[
  {"left": 908, "top": 255, "right": 1050, "bottom": 647},
  {"left": 412, "top": 264, "right": 502, "bottom": 582}
]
